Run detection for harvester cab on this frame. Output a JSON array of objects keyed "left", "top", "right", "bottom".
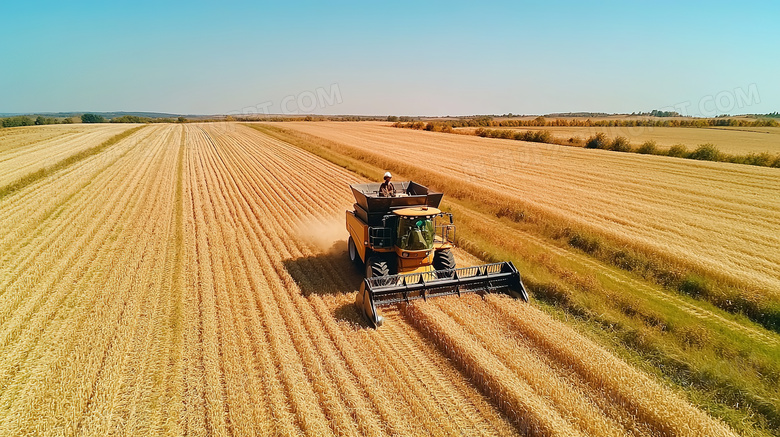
[{"left": 347, "top": 181, "right": 528, "bottom": 327}]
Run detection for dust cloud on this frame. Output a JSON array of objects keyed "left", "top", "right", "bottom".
[{"left": 295, "top": 216, "right": 347, "bottom": 254}]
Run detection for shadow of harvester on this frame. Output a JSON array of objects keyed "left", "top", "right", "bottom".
[{"left": 283, "top": 240, "right": 370, "bottom": 327}]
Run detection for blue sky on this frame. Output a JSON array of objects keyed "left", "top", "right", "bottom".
[{"left": 1, "top": 1, "right": 777, "bottom": 116}]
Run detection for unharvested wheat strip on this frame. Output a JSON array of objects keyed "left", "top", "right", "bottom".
[
  {"left": 135, "top": 127, "right": 188, "bottom": 437},
  {"left": 151, "top": 126, "right": 190, "bottom": 436},
  {"left": 1, "top": 133, "right": 172, "bottom": 434},
  {"left": 156, "top": 126, "right": 188, "bottom": 436},
  {"left": 0, "top": 129, "right": 162, "bottom": 401},
  {"left": 486, "top": 295, "right": 737, "bottom": 437},
  {"left": 436, "top": 296, "right": 627, "bottom": 437},
  {"left": 79, "top": 126, "right": 183, "bottom": 435},
  {"left": 196, "top": 126, "right": 337, "bottom": 436},
  {"left": 441, "top": 297, "right": 651, "bottom": 436},
  {"left": 381, "top": 316, "right": 518, "bottom": 437},
  {"left": 405, "top": 302, "right": 585, "bottom": 437}
]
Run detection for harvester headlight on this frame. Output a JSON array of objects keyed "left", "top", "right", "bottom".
[{"left": 402, "top": 252, "right": 409, "bottom": 257}]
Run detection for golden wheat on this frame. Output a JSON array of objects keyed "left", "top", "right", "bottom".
[
  {"left": 272, "top": 121, "right": 780, "bottom": 293},
  {"left": 0, "top": 124, "right": 133, "bottom": 186},
  {"left": 0, "top": 122, "right": 736, "bottom": 436}
]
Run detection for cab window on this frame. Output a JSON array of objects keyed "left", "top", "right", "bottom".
[{"left": 397, "top": 216, "right": 434, "bottom": 250}]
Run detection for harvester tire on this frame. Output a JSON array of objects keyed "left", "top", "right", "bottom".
[
  {"left": 348, "top": 236, "right": 361, "bottom": 266},
  {"left": 366, "top": 256, "right": 390, "bottom": 278},
  {"left": 433, "top": 249, "right": 456, "bottom": 271}
]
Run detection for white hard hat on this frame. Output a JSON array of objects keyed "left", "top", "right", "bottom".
[{"left": 384, "top": 172, "right": 392, "bottom": 178}]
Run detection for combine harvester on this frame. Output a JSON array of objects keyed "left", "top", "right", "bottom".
[{"left": 347, "top": 181, "right": 528, "bottom": 327}]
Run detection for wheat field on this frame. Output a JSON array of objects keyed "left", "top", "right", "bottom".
[
  {"left": 0, "top": 124, "right": 133, "bottom": 187},
  {"left": 456, "top": 125, "right": 780, "bottom": 155},
  {"left": 271, "top": 121, "right": 780, "bottom": 294},
  {"left": 0, "top": 122, "right": 735, "bottom": 436}
]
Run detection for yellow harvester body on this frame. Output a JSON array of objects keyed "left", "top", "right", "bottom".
[{"left": 346, "top": 181, "right": 528, "bottom": 327}]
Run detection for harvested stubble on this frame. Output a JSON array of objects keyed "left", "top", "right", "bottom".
[
  {"left": 0, "top": 122, "right": 735, "bottom": 436},
  {"left": 0, "top": 123, "right": 132, "bottom": 187}
]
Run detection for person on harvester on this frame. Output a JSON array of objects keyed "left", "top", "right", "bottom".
[{"left": 379, "top": 172, "right": 396, "bottom": 197}]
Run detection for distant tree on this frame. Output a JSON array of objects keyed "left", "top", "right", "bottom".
[
  {"left": 585, "top": 132, "right": 609, "bottom": 149},
  {"left": 1, "top": 116, "right": 35, "bottom": 128},
  {"left": 61, "top": 117, "right": 74, "bottom": 124},
  {"left": 609, "top": 136, "right": 633, "bottom": 152},
  {"left": 667, "top": 144, "right": 689, "bottom": 158},
  {"left": 386, "top": 115, "right": 398, "bottom": 122},
  {"left": 637, "top": 140, "right": 657, "bottom": 154},
  {"left": 81, "top": 113, "right": 106, "bottom": 123},
  {"left": 111, "top": 115, "right": 150, "bottom": 123},
  {"left": 688, "top": 144, "right": 721, "bottom": 161},
  {"left": 177, "top": 116, "right": 187, "bottom": 123}
]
